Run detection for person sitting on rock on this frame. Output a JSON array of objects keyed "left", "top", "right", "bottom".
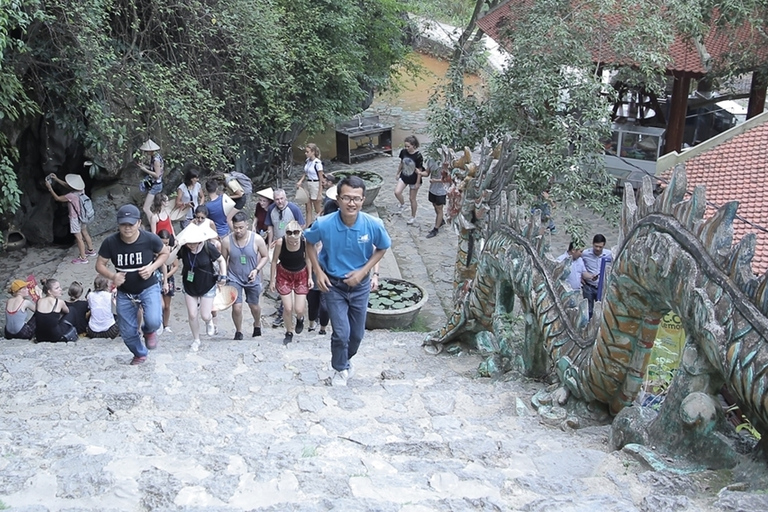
[
  {"left": 64, "top": 281, "right": 89, "bottom": 335},
  {"left": 87, "top": 275, "right": 119, "bottom": 339},
  {"left": 4, "top": 279, "right": 36, "bottom": 340},
  {"left": 34, "top": 279, "right": 77, "bottom": 342}
]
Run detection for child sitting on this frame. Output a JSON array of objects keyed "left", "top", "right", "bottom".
[
  {"left": 4, "top": 279, "right": 36, "bottom": 339},
  {"left": 64, "top": 281, "right": 89, "bottom": 335},
  {"left": 87, "top": 275, "right": 119, "bottom": 339}
]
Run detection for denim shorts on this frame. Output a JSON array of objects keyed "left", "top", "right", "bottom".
[{"left": 230, "top": 280, "right": 262, "bottom": 304}]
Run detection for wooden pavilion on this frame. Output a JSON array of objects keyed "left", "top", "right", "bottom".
[{"left": 476, "top": 1, "right": 768, "bottom": 154}]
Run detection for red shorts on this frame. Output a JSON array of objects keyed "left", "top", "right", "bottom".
[{"left": 275, "top": 265, "right": 309, "bottom": 296}]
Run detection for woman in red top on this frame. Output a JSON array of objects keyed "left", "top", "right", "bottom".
[{"left": 149, "top": 194, "right": 175, "bottom": 236}]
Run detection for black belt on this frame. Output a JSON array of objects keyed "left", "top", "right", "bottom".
[{"left": 307, "top": 179, "right": 318, "bottom": 182}]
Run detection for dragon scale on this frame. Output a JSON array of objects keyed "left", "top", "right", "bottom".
[{"left": 427, "top": 156, "right": 768, "bottom": 438}]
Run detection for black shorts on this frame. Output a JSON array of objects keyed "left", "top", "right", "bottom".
[
  {"left": 428, "top": 192, "right": 446, "bottom": 206},
  {"left": 233, "top": 194, "right": 248, "bottom": 210},
  {"left": 399, "top": 172, "right": 418, "bottom": 186}
]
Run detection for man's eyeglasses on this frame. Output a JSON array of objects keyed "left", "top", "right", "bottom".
[
  {"left": 339, "top": 195, "right": 363, "bottom": 204},
  {"left": 285, "top": 230, "right": 301, "bottom": 236}
]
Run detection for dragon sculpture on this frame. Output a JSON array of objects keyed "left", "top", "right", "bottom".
[{"left": 425, "top": 139, "right": 768, "bottom": 468}]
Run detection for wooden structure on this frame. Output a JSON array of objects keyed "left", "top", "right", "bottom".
[{"left": 476, "top": 2, "right": 768, "bottom": 154}]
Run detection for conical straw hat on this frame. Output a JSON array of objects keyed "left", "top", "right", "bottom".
[
  {"left": 139, "top": 139, "right": 161, "bottom": 152},
  {"left": 213, "top": 285, "right": 238, "bottom": 312},
  {"left": 294, "top": 187, "right": 309, "bottom": 205},
  {"left": 176, "top": 222, "right": 219, "bottom": 246},
  {"left": 64, "top": 174, "right": 85, "bottom": 191}
]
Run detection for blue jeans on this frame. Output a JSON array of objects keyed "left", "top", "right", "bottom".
[
  {"left": 116, "top": 282, "right": 162, "bottom": 357},
  {"left": 324, "top": 276, "right": 370, "bottom": 372}
]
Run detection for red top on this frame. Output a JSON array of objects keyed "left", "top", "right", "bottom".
[{"left": 155, "top": 214, "right": 174, "bottom": 236}]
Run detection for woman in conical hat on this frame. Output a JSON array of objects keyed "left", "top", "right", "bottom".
[
  {"left": 44, "top": 172, "right": 96, "bottom": 264},
  {"left": 176, "top": 220, "right": 227, "bottom": 352},
  {"left": 138, "top": 138, "right": 165, "bottom": 222},
  {"left": 252, "top": 187, "right": 274, "bottom": 240}
]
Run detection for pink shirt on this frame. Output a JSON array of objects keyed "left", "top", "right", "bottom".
[{"left": 65, "top": 192, "right": 82, "bottom": 220}]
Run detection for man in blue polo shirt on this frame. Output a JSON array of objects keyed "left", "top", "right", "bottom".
[{"left": 304, "top": 175, "right": 391, "bottom": 386}]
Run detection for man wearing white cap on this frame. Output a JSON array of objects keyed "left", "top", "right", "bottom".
[
  {"left": 95, "top": 204, "right": 169, "bottom": 365},
  {"left": 45, "top": 173, "right": 96, "bottom": 264}
]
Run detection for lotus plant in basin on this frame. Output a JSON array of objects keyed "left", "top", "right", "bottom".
[{"left": 366, "top": 277, "right": 428, "bottom": 329}]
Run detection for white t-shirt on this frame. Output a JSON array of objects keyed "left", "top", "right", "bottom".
[
  {"left": 178, "top": 182, "right": 202, "bottom": 220},
  {"left": 88, "top": 291, "right": 115, "bottom": 331},
  {"left": 304, "top": 158, "right": 323, "bottom": 180},
  {"left": 557, "top": 252, "right": 586, "bottom": 291}
]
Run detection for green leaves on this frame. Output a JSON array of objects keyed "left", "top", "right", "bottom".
[{"left": 0, "top": 0, "right": 409, "bottom": 201}]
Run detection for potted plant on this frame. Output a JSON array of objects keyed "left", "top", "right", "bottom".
[
  {"left": 366, "top": 277, "right": 428, "bottom": 329},
  {"left": 332, "top": 170, "right": 383, "bottom": 207}
]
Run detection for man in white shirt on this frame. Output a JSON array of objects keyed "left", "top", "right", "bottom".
[
  {"left": 581, "top": 234, "right": 613, "bottom": 318},
  {"left": 556, "top": 242, "right": 585, "bottom": 291}
]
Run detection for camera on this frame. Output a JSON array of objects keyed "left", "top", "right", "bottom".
[{"left": 45, "top": 176, "right": 52, "bottom": 185}]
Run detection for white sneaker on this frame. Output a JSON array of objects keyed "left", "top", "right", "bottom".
[
  {"left": 156, "top": 325, "right": 163, "bottom": 336},
  {"left": 406, "top": 217, "right": 416, "bottom": 225},
  {"left": 331, "top": 369, "right": 349, "bottom": 387},
  {"left": 205, "top": 320, "right": 215, "bottom": 336},
  {"left": 397, "top": 202, "right": 407, "bottom": 213},
  {"left": 347, "top": 361, "right": 356, "bottom": 380},
  {"left": 191, "top": 339, "right": 201, "bottom": 352},
  {"left": 164, "top": 326, "right": 173, "bottom": 334}
]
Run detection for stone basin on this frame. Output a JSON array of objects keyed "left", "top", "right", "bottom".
[
  {"left": 366, "top": 278, "right": 428, "bottom": 330},
  {"left": 331, "top": 169, "right": 384, "bottom": 207}
]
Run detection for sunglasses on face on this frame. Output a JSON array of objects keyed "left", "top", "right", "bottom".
[{"left": 285, "top": 230, "right": 301, "bottom": 236}]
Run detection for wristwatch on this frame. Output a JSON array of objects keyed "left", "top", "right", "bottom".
[{"left": 218, "top": 275, "right": 227, "bottom": 282}]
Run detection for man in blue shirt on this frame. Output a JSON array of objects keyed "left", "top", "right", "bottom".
[
  {"left": 581, "top": 234, "right": 613, "bottom": 318},
  {"left": 304, "top": 176, "right": 391, "bottom": 386}
]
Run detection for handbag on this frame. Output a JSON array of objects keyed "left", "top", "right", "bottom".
[{"left": 59, "top": 320, "right": 79, "bottom": 342}]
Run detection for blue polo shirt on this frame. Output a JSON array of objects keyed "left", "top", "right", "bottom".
[{"left": 304, "top": 211, "right": 391, "bottom": 279}]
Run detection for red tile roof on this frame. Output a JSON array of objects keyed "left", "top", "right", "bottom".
[
  {"left": 658, "top": 112, "right": 768, "bottom": 274},
  {"left": 478, "top": 2, "right": 767, "bottom": 76}
]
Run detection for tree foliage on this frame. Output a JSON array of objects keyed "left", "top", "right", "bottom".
[
  {"left": 0, "top": 0, "right": 409, "bottom": 190},
  {"left": 427, "top": 0, "right": 768, "bottom": 221},
  {"left": 0, "top": 0, "right": 40, "bottom": 226}
]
